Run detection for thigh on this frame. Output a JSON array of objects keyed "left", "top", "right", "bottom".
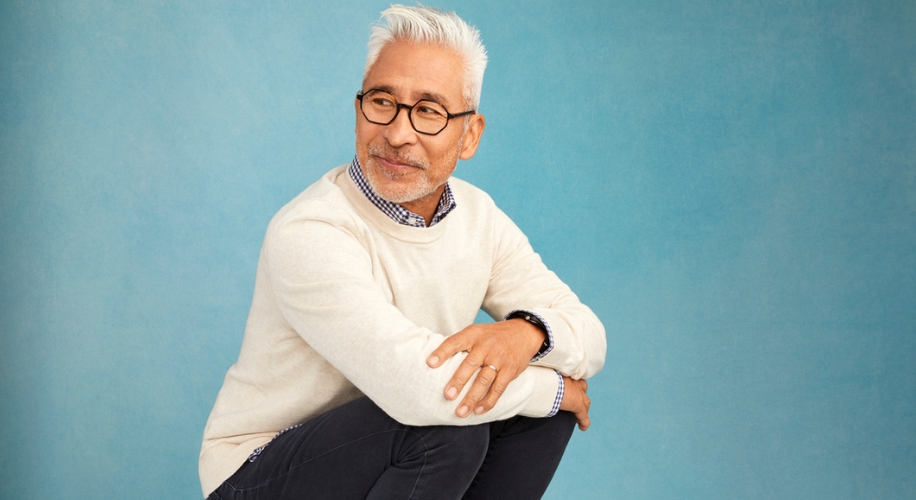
[
  {"left": 212, "top": 397, "right": 417, "bottom": 500},
  {"left": 210, "top": 396, "right": 492, "bottom": 500}
]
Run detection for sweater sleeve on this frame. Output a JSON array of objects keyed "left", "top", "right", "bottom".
[
  {"left": 264, "top": 204, "right": 560, "bottom": 426},
  {"left": 482, "top": 207, "right": 607, "bottom": 380}
]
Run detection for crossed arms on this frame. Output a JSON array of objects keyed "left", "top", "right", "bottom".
[{"left": 266, "top": 192, "right": 606, "bottom": 428}]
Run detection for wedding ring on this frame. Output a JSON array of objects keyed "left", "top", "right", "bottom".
[{"left": 485, "top": 364, "right": 498, "bottom": 373}]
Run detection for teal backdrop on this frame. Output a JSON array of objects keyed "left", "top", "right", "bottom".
[{"left": 1, "top": 1, "right": 914, "bottom": 498}]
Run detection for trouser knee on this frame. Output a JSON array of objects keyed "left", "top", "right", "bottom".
[
  {"left": 415, "top": 422, "right": 491, "bottom": 465},
  {"left": 543, "top": 410, "right": 578, "bottom": 447}
]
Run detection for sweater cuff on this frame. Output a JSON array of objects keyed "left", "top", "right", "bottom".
[
  {"left": 523, "top": 308, "right": 579, "bottom": 374},
  {"left": 520, "top": 366, "right": 562, "bottom": 418}
]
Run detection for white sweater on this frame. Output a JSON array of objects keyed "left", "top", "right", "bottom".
[{"left": 199, "top": 165, "right": 606, "bottom": 496}]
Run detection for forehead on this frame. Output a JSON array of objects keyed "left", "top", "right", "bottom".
[{"left": 363, "top": 41, "right": 465, "bottom": 108}]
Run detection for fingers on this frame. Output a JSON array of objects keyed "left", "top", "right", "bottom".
[
  {"left": 576, "top": 409, "right": 591, "bottom": 431},
  {"left": 577, "top": 380, "right": 591, "bottom": 431},
  {"left": 472, "top": 369, "right": 509, "bottom": 415},
  {"left": 443, "top": 350, "right": 486, "bottom": 401},
  {"left": 429, "top": 322, "right": 534, "bottom": 417},
  {"left": 427, "top": 331, "right": 470, "bottom": 368},
  {"left": 559, "top": 377, "right": 591, "bottom": 431},
  {"left": 456, "top": 363, "right": 501, "bottom": 417}
]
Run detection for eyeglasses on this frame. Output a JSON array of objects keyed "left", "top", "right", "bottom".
[{"left": 356, "top": 89, "right": 476, "bottom": 136}]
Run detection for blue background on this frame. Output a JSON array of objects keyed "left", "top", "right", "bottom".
[{"left": 1, "top": 1, "right": 914, "bottom": 498}]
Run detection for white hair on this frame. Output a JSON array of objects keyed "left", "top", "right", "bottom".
[{"left": 364, "top": 4, "right": 488, "bottom": 109}]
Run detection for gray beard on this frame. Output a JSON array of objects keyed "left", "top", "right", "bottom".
[{"left": 363, "top": 145, "right": 435, "bottom": 204}]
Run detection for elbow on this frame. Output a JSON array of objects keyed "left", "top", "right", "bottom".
[
  {"left": 572, "top": 319, "right": 607, "bottom": 379},
  {"left": 585, "top": 323, "right": 608, "bottom": 378},
  {"left": 584, "top": 350, "right": 606, "bottom": 379}
]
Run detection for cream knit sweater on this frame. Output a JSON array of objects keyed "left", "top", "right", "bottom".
[{"left": 199, "top": 165, "right": 606, "bottom": 496}]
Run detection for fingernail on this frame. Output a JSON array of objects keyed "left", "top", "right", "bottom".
[
  {"left": 458, "top": 405, "right": 468, "bottom": 417},
  {"left": 427, "top": 356, "right": 439, "bottom": 366},
  {"left": 474, "top": 406, "right": 484, "bottom": 414},
  {"left": 446, "top": 387, "right": 457, "bottom": 399}
]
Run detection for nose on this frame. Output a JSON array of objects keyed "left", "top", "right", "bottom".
[{"left": 382, "top": 105, "right": 418, "bottom": 147}]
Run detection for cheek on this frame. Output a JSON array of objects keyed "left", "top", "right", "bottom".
[
  {"left": 428, "top": 143, "right": 462, "bottom": 181},
  {"left": 355, "top": 123, "right": 368, "bottom": 144},
  {"left": 355, "top": 119, "right": 378, "bottom": 142}
]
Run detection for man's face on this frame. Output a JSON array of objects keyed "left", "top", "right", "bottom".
[{"left": 355, "top": 41, "right": 484, "bottom": 215}]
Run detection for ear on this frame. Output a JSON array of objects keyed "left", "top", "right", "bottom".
[
  {"left": 354, "top": 97, "right": 361, "bottom": 132},
  {"left": 459, "top": 113, "right": 486, "bottom": 160}
]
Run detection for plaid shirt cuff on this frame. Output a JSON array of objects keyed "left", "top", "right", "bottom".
[{"left": 547, "top": 371, "right": 564, "bottom": 417}]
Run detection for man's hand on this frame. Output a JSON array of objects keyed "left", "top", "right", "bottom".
[
  {"left": 427, "top": 319, "right": 546, "bottom": 417},
  {"left": 561, "top": 377, "right": 591, "bottom": 431}
]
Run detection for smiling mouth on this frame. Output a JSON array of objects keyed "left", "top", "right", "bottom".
[
  {"left": 377, "top": 155, "right": 417, "bottom": 171},
  {"left": 368, "top": 146, "right": 428, "bottom": 174}
]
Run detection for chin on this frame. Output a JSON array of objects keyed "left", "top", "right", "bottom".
[
  {"left": 367, "top": 168, "right": 433, "bottom": 204},
  {"left": 376, "top": 182, "right": 434, "bottom": 204}
]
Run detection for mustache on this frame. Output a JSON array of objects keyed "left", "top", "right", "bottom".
[{"left": 368, "top": 145, "right": 428, "bottom": 170}]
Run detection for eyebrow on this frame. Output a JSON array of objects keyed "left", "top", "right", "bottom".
[{"left": 372, "top": 85, "right": 451, "bottom": 108}]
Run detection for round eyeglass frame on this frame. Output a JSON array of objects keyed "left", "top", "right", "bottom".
[{"left": 356, "top": 89, "right": 476, "bottom": 136}]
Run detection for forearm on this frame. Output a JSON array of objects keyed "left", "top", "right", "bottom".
[
  {"left": 277, "top": 295, "right": 559, "bottom": 424},
  {"left": 523, "top": 303, "right": 606, "bottom": 379},
  {"left": 483, "top": 211, "right": 607, "bottom": 379}
]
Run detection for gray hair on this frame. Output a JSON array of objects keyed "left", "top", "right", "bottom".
[{"left": 364, "top": 4, "right": 488, "bottom": 109}]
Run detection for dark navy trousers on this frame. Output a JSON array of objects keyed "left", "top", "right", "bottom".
[{"left": 207, "top": 396, "right": 576, "bottom": 500}]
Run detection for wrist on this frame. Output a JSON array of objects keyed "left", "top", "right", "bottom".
[
  {"left": 505, "top": 311, "right": 550, "bottom": 358},
  {"left": 508, "top": 318, "right": 546, "bottom": 355}
]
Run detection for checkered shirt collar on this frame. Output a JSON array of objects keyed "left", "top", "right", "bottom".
[{"left": 348, "top": 156, "right": 456, "bottom": 228}]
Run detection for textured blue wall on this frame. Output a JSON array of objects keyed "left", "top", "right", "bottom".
[{"left": 1, "top": 1, "right": 913, "bottom": 498}]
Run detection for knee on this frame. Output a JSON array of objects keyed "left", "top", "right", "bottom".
[
  {"left": 552, "top": 410, "right": 578, "bottom": 434},
  {"left": 541, "top": 411, "right": 577, "bottom": 453},
  {"left": 450, "top": 423, "right": 491, "bottom": 459},
  {"left": 416, "top": 423, "right": 490, "bottom": 465}
]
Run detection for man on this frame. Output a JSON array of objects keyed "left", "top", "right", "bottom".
[{"left": 200, "top": 5, "right": 605, "bottom": 499}]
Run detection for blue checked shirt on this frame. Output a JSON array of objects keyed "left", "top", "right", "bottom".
[{"left": 348, "top": 156, "right": 456, "bottom": 227}]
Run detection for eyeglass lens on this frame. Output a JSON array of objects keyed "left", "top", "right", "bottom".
[{"left": 360, "top": 90, "right": 450, "bottom": 135}]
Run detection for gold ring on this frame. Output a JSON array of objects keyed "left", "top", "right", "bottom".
[{"left": 485, "top": 364, "right": 498, "bottom": 372}]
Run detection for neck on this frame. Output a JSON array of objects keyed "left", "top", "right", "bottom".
[{"left": 398, "top": 185, "right": 446, "bottom": 227}]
